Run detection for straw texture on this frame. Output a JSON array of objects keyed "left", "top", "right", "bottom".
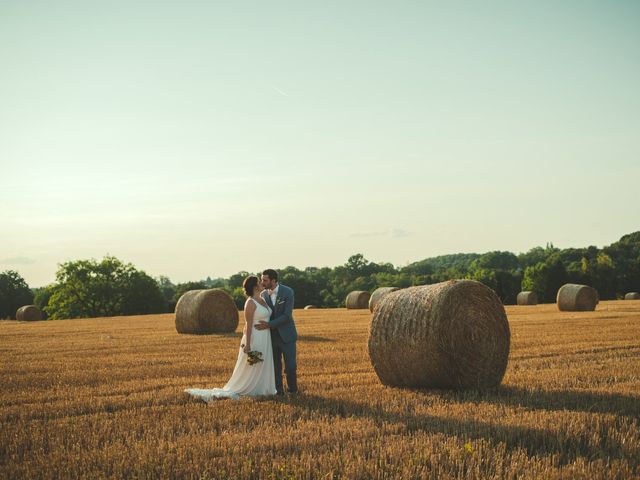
[{"left": 368, "top": 279, "right": 510, "bottom": 389}]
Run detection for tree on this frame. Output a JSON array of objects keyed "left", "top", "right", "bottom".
[
  {"left": 228, "top": 272, "right": 252, "bottom": 289},
  {"left": 33, "top": 284, "right": 59, "bottom": 319},
  {"left": 345, "top": 254, "right": 369, "bottom": 275},
  {"left": 590, "top": 252, "right": 617, "bottom": 300},
  {"left": 522, "top": 257, "right": 568, "bottom": 303},
  {"left": 0, "top": 270, "right": 33, "bottom": 319},
  {"left": 467, "top": 252, "right": 522, "bottom": 304},
  {"left": 171, "top": 281, "right": 207, "bottom": 307},
  {"left": 604, "top": 232, "right": 640, "bottom": 297},
  {"left": 472, "top": 251, "right": 519, "bottom": 272},
  {"left": 46, "top": 256, "right": 165, "bottom": 319}
]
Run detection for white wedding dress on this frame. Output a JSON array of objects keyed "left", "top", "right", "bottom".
[{"left": 184, "top": 298, "right": 276, "bottom": 401}]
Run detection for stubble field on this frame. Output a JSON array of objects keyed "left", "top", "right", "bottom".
[{"left": 1, "top": 301, "right": 640, "bottom": 479}]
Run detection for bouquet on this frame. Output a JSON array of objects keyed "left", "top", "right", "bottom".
[{"left": 241, "top": 345, "right": 264, "bottom": 365}]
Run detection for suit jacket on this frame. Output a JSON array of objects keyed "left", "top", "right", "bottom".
[{"left": 261, "top": 283, "right": 298, "bottom": 343}]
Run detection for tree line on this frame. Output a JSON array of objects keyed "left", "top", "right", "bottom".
[{"left": 1, "top": 231, "right": 638, "bottom": 320}]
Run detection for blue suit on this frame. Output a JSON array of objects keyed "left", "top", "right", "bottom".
[{"left": 261, "top": 283, "right": 298, "bottom": 394}]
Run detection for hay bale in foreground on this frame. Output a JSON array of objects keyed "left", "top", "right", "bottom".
[
  {"left": 346, "top": 291, "right": 371, "bottom": 310},
  {"left": 516, "top": 291, "right": 538, "bottom": 305},
  {"left": 304, "top": 305, "right": 318, "bottom": 310},
  {"left": 175, "top": 289, "right": 239, "bottom": 334},
  {"left": 16, "top": 305, "right": 42, "bottom": 321},
  {"left": 368, "top": 279, "right": 510, "bottom": 390},
  {"left": 556, "top": 284, "right": 598, "bottom": 311},
  {"left": 369, "top": 287, "right": 401, "bottom": 312},
  {"left": 625, "top": 292, "right": 640, "bottom": 300}
]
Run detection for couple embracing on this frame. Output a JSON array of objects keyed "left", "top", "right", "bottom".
[{"left": 185, "top": 269, "right": 298, "bottom": 401}]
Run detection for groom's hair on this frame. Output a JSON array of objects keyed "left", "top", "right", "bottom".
[{"left": 262, "top": 269, "right": 278, "bottom": 282}]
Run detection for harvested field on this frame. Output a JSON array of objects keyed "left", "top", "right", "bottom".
[{"left": 1, "top": 301, "right": 639, "bottom": 479}]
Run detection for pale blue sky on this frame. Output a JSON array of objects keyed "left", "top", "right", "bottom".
[{"left": 1, "top": 1, "right": 639, "bottom": 287}]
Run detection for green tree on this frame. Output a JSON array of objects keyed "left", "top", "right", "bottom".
[
  {"left": 226, "top": 286, "right": 247, "bottom": 310},
  {"left": 32, "top": 284, "right": 59, "bottom": 319},
  {"left": 522, "top": 257, "right": 568, "bottom": 303},
  {"left": 46, "top": 256, "right": 165, "bottom": 319},
  {"left": 603, "top": 232, "right": 640, "bottom": 297},
  {"left": 472, "top": 251, "right": 519, "bottom": 271},
  {"left": 0, "top": 270, "right": 34, "bottom": 319},
  {"left": 155, "top": 275, "right": 177, "bottom": 312},
  {"left": 591, "top": 252, "right": 616, "bottom": 300},
  {"left": 467, "top": 268, "right": 498, "bottom": 291},
  {"left": 172, "top": 281, "right": 207, "bottom": 304},
  {"left": 466, "top": 252, "right": 522, "bottom": 304}
]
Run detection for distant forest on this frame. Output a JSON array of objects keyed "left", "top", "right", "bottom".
[{"left": 1, "top": 231, "right": 639, "bottom": 320}]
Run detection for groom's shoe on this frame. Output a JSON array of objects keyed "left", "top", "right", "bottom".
[{"left": 275, "top": 390, "right": 285, "bottom": 396}]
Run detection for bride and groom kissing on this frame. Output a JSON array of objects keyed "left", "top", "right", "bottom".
[{"left": 184, "top": 269, "right": 298, "bottom": 401}]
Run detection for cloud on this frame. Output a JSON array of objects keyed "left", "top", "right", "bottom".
[
  {"left": 0, "top": 256, "right": 36, "bottom": 265},
  {"left": 391, "top": 228, "right": 411, "bottom": 238}
]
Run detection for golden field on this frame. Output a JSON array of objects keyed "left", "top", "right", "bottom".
[{"left": 1, "top": 301, "right": 640, "bottom": 479}]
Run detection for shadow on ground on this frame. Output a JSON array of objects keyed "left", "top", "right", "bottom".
[{"left": 259, "top": 391, "right": 639, "bottom": 468}]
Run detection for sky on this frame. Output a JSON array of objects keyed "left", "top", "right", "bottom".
[{"left": 1, "top": 1, "right": 639, "bottom": 287}]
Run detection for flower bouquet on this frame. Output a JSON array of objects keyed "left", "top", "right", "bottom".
[{"left": 241, "top": 345, "right": 263, "bottom": 365}]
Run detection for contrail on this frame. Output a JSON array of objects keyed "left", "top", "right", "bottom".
[{"left": 269, "top": 84, "right": 289, "bottom": 97}]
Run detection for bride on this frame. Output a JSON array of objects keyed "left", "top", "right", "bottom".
[{"left": 184, "top": 275, "right": 276, "bottom": 401}]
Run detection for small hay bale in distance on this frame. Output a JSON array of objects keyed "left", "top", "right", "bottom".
[
  {"left": 175, "top": 289, "right": 239, "bottom": 334},
  {"left": 556, "top": 284, "right": 598, "bottom": 311},
  {"left": 625, "top": 292, "right": 640, "bottom": 300},
  {"left": 516, "top": 291, "right": 538, "bottom": 305},
  {"left": 369, "top": 287, "right": 401, "bottom": 312},
  {"left": 345, "top": 291, "right": 371, "bottom": 310},
  {"left": 304, "top": 305, "right": 318, "bottom": 310},
  {"left": 368, "top": 279, "right": 510, "bottom": 390},
  {"left": 15, "top": 305, "right": 42, "bottom": 321}
]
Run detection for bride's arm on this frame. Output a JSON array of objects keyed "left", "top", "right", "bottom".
[{"left": 243, "top": 300, "right": 256, "bottom": 353}]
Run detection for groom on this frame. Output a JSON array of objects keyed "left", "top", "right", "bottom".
[{"left": 255, "top": 269, "right": 298, "bottom": 395}]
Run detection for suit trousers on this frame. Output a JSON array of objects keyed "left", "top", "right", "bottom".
[{"left": 271, "top": 330, "right": 297, "bottom": 393}]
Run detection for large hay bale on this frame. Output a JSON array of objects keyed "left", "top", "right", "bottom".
[
  {"left": 516, "top": 291, "right": 538, "bottom": 305},
  {"left": 625, "top": 292, "right": 640, "bottom": 300},
  {"left": 175, "top": 289, "right": 238, "bottom": 334},
  {"left": 369, "top": 287, "right": 401, "bottom": 312},
  {"left": 345, "top": 291, "right": 371, "bottom": 310},
  {"left": 304, "top": 305, "right": 318, "bottom": 310},
  {"left": 556, "top": 284, "right": 598, "bottom": 311},
  {"left": 16, "top": 305, "right": 42, "bottom": 321},
  {"left": 368, "top": 279, "right": 510, "bottom": 390}
]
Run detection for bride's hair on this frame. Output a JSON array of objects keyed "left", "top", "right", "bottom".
[{"left": 242, "top": 275, "right": 259, "bottom": 297}]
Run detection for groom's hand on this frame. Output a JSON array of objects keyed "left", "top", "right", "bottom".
[{"left": 254, "top": 321, "right": 270, "bottom": 330}]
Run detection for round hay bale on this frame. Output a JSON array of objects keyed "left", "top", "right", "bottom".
[
  {"left": 15, "top": 305, "right": 42, "bottom": 321},
  {"left": 346, "top": 291, "right": 371, "bottom": 309},
  {"left": 368, "top": 279, "right": 510, "bottom": 390},
  {"left": 175, "top": 289, "right": 239, "bottom": 334},
  {"left": 625, "top": 292, "right": 640, "bottom": 300},
  {"left": 516, "top": 291, "right": 538, "bottom": 305},
  {"left": 556, "top": 284, "right": 598, "bottom": 311},
  {"left": 304, "top": 305, "right": 318, "bottom": 310},
  {"left": 369, "top": 287, "right": 401, "bottom": 312}
]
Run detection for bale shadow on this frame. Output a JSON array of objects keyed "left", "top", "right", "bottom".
[
  {"left": 429, "top": 385, "right": 640, "bottom": 418},
  {"left": 279, "top": 393, "right": 638, "bottom": 468}
]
